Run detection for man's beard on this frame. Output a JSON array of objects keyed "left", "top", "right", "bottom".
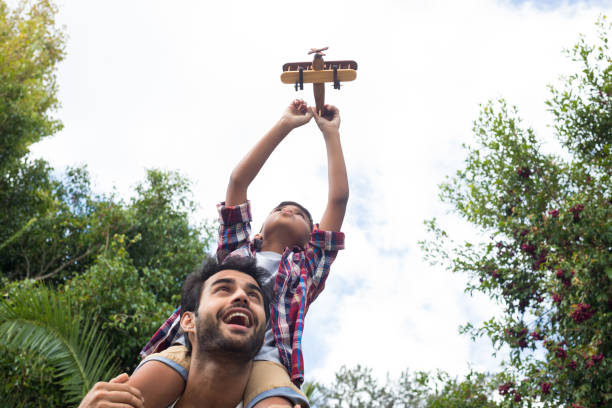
[{"left": 194, "top": 310, "right": 265, "bottom": 363}]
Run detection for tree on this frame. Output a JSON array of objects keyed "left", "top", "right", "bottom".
[
  {"left": 0, "top": 0, "right": 66, "bottom": 275},
  {"left": 0, "top": 1, "right": 217, "bottom": 405},
  {"left": 127, "top": 169, "right": 214, "bottom": 305},
  {"left": 313, "top": 365, "right": 500, "bottom": 408},
  {"left": 0, "top": 0, "right": 64, "bottom": 173},
  {"left": 0, "top": 167, "right": 214, "bottom": 405},
  {"left": 0, "top": 282, "right": 118, "bottom": 405},
  {"left": 421, "top": 17, "right": 611, "bottom": 407},
  {"left": 65, "top": 234, "right": 179, "bottom": 372},
  {"left": 0, "top": 165, "right": 132, "bottom": 282}
]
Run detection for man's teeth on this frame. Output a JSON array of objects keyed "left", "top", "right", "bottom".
[{"left": 225, "top": 312, "right": 250, "bottom": 326}]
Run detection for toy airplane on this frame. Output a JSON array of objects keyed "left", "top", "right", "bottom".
[{"left": 281, "top": 47, "right": 358, "bottom": 116}]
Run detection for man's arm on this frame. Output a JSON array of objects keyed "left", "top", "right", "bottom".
[
  {"left": 226, "top": 99, "right": 313, "bottom": 206},
  {"left": 312, "top": 105, "right": 349, "bottom": 232},
  {"left": 78, "top": 373, "right": 144, "bottom": 408},
  {"left": 128, "top": 361, "right": 185, "bottom": 408}
]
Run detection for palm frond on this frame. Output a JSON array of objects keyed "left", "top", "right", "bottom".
[
  {"left": 0, "top": 285, "right": 119, "bottom": 404},
  {"left": 0, "top": 216, "right": 38, "bottom": 251}
]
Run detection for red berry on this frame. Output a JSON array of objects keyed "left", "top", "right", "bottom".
[
  {"left": 530, "top": 331, "right": 544, "bottom": 340},
  {"left": 498, "top": 382, "right": 513, "bottom": 396},
  {"left": 571, "top": 303, "right": 594, "bottom": 323},
  {"left": 556, "top": 347, "right": 567, "bottom": 360},
  {"left": 516, "top": 167, "right": 531, "bottom": 178}
]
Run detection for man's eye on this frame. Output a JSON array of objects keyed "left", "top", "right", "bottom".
[
  {"left": 249, "top": 292, "right": 262, "bottom": 301},
  {"left": 217, "top": 286, "right": 230, "bottom": 293}
]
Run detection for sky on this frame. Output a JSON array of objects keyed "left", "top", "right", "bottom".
[{"left": 28, "top": 0, "right": 612, "bottom": 385}]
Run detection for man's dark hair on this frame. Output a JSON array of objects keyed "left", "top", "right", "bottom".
[
  {"left": 274, "top": 200, "right": 314, "bottom": 231},
  {"left": 181, "top": 256, "right": 271, "bottom": 321}
]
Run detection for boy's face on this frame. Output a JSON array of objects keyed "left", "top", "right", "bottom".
[{"left": 261, "top": 204, "right": 312, "bottom": 248}]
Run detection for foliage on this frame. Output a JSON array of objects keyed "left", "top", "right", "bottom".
[
  {"left": 0, "top": 0, "right": 64, "bottom": 172},
  {"left": 0, "top": 1, "right": 216, "bottom": 405},
  {"left": 128, "top": 169, "right": 213, "bottom": 305},
  {"left": 0, "top": 164, "right": 130, "bottom": 283},
  {"left": 0, "top": 281, "right": 119, "bottom": 404},
  {"left": 65, "top": 235, "right": 176, "bottom": 372},
  {"left": 0, "top": 166, "right": 214, "bottom": 405},
  {"left": 313, "top": 365, "right": 500, "bottom": 408},
  {"left": 420, "top": 17, "right": 611, "bottom": 407},
  {"left": 0, "top": 346, "right": 63, "bottom": 407}
]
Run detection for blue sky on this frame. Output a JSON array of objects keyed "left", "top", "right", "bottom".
[{"left": 30, "top": 0, "right": 612, "bottom": 385}]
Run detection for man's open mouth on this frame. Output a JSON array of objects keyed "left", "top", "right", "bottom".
[{"left": 221, "top": 309, "right": 253, "bottom": 328}]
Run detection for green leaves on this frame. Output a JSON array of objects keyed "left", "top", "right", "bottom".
[
  {"left": 65, "top": 235, "right": 176, "bottom": 371},
  {"left": 0, "top": 0, "right": 65, "bottom": 172},
  {"left": 548, "top": 16, "right": 612, "bottom": 170},
  {"left": 421, "top": 16, "right": 612, "bottom": 408},
  {"left": 0, "top": 2, "right": 217, "bottom": 405},
  {"left": 0, "top": 284, "right": 118, "bottom": 404},
  {"left": 314, "top": 366, "right": 500, "bottom": 408}
]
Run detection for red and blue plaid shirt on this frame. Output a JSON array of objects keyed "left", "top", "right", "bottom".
[{"left": 140, "top": 201, "right": 344, "bottom": 387}]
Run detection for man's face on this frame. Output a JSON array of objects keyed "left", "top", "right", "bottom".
[
  {"left": 191, "top": 269, "right": 266, "bottom": 362},
  {"left": 262, "top": 204, "right": 311, "bottom": 247}
]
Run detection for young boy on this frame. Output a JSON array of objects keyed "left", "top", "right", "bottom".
[{"left": 131, "top": 99, "right": 348, "bottom": 408}]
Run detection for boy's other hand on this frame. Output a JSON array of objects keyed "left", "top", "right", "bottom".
[
  {"left": 280, "top": 99, "right": 313, "bottom": 130},
  {"left": 312, "top": 104, "right": 340, "bottom": 135}
]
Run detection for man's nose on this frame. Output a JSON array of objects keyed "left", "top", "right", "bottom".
[{"left": 230, "top": 287, "right": 249, "bottom": 304}]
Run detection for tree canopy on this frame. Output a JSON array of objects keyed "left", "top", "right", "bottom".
[
  {"left": 1, "top": 0, "right": 609, "bottom": 406},
  {"left": 421, "top": 16, "right": 611, "bottom": 408},
  {"left": 0, "top": 2, "right": 214, "bottom": 404}
]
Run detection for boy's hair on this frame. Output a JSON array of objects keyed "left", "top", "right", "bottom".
[
  {"left": 273, "top": 201, "right": 314, "bottom": 232},
  {"left": 181, "top": 256, "right": 271, "bottom": 320}
]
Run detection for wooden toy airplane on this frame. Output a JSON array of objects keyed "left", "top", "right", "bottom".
[{"left": 281, "top": 47, "right": 358, "bottom": 116}]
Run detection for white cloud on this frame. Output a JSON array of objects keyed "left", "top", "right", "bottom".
[{"left": 30, "top": 0, "right": 612, "bottom": 385}]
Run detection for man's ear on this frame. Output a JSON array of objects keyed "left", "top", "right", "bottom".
[{"left": 180, "top": 311, "right": 196, "bottom": 334}]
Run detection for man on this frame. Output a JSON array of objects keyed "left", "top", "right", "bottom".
[{"left": 79, "top": 256, "right": 269, "bottom": 408}]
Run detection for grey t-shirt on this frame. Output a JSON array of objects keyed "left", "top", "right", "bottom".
[{"left": 253, "top": 251, "right": 282, "bottom": 364}]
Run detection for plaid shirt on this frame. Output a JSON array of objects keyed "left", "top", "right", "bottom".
[{"left": 140, "top": 201, "right": 344, "bottom": 387}]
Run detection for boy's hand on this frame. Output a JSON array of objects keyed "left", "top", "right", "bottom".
[
  {"left": 280, "top": 99, "right": 313, "bottom": 130},
  {"left": 312, "top": 104, "right": 340, "bottom": 135}
]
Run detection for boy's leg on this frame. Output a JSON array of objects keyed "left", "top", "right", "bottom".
[{"left": 244, "top": 361, "right": 309, "bottom": 408}]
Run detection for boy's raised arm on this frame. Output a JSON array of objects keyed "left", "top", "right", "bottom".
[
  {"left": 313, "top": 105, "right": 349, "bottom": 232},
  {"left": 226, "top": 100, "right": 313, "bottom": 206}
]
